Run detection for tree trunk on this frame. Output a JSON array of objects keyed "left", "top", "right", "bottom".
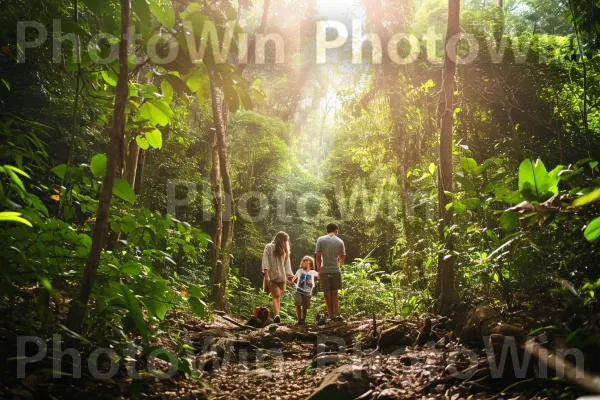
[
  {"left": 493, "top": 0, "right": 505, "bottom": 43},
  {"left": 126, "top": 138, "right": 140, "bottom": 186},
  {"left": 436, "top": 0, "right": 460, "bottom": 314},
  {"left": 209, "top": 113, "right": 223, "bottom": 306},
  {"left": 208, "top": 69, "right": 235, "bottom": 310},
  {"left": 66, "top": 0, "right": 131, "bottom": 334},
  {"left": 134, "top": 149, "right": 146, "bottom": 194},
  {"left": 205, "top": 2, "right": 272, "bottom": 310}
]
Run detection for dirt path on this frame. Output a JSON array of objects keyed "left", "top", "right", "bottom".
[
  {"left": 1, "top": 314, "right": 549, "bottom": 399},
  {"left": 179, "top": 316, "right": 543, "bottom": 400}
]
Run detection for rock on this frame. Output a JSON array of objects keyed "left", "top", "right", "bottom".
[
  {"left": 316, "top": 341, "right": 345, "bottom": 354},
  {"left": 247, "top": 368, "right": 273, "bottom": 378},
  {"left": 377, "top": 388, "right": 405, "bottom": 399},
  {"left": 435, "top": 334, "right": 450, "bottom": 349},
  {"left": 378, "top": 325, "right": 413, "bottom": 352},
  {"left": 196, "top": 350, "right": 220, "bottom": 372},
  {"left": 199, "top": 338, "right": 255, "bottom": 365},
  {"left": 399, "top": 355, "right": 419, "bottom": 366},
  {"left": 308, "top": 365, "right": 370, "bottom": 400},
  {"left": 416, "top": 318, "right": 432, "bottom": 346},
  {"left": 460, "top": 306, "right": 524, "bottom": 347},
  {"left": 311, "top": 353, "right": 348, "bottom": 368}
]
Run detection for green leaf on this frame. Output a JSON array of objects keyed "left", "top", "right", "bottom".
[
  {"left": 81, "top": 0, "right": 116, "bottom": 16},
  {"left": 139, "top": 102, "right": 169, "bottom": 126},
  {"left": 428, "top": 163, "right": 436, "bottom": 176},
  {"left": 572, "top": 188, "right": 600, "bottom": 208},
  {"left": 584, "top": 217, "right": 600, "bottom": 241},
  {"left": 149, "top": 99, "right": 174, "bottom": 118},
  {"left": 236, "top": 86, "right": 253, "bottom": 110},
  {"left": 188, "top": 297, "right": 207, "bottom": 317},
  {"left": 0, "top": 211, "right": 32, "bottom": 227},
  {"left": 144, "top": 299, "right": 169, "bottom": 320},
  {"left": 164, "top": 74, "right": 191, "bottom": 96},
  {"left": 460, "top": 157, "right": 478, "bottom": 174},
  {"left": 184, "top": 12, "right": 210, "bottom": 38},
  {"left": 4, "top": 165, "right": 30, "bottom": 179},
  {"left": 5, "top": 168, "right": 26, "bottom": 193},
  {"left": 464, "top": 198, "right": 481, "bottom": 210},
  {"left": 453, "top": 201, "right": 466, "bottom": 213},
  {"left": 51, "top": 164, "right": 68, "bottom": 179},
  {"left": 223, "top": 83, "right": 240, "bottom": 112},
  {"left": 499, "top": 211, "right": 519, "bottom": 230},
  {"left": 455, "top": 175, "right": 476, "bottom": 193},
  {"left": 188, "top": 284, "right": 203, "bottom": 298},
  {"left": 185, "top": 66, "right": 209, "bottom": 97},
  {"left": 132, "top": 0, "right": 152, "bottom": 34},
  {"left": 120, "top": 262, "right": 142, "bottom": 277},
  {"left": 101, "top": 70, "right": 117, "bottom": 86},
  {"left": 145, "top": 129, "right": 163, "bottom": 149},
  {"left": 120, "top": 284, "right": 150, "bottom": 341},
  {"left": 113, "top": 178, "right": 136, "bottom": 204},
  {"left": 136, "top": 135, "right": 150, "bottom": 150},
  {"left": 149, "top": 0, "right": 175, "bottom": 29},
  {"left": 90, "top": 154, "right": 107, "bottom": 177},
  {"left": 518, "top": 159, "right": 560, "bottom": 202},
  {"left": 161, "top": 80, "right": 174, "bottom": 103}
]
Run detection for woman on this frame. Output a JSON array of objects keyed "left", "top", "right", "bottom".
[{"left": 262, "top": 231, "right": 293, "bottom": 323}]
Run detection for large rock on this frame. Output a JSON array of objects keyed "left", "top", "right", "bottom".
[
  {"left": 378, "top": 325, "right": 413, "bottom": 351},
  {"left": 460, "top": 306, "right": 524, "bottom": 346},
  {"left": 308, "top": 365, "right": 370, "bottom": 400}
]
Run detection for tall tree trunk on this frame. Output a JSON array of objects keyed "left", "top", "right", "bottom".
[
  {"left": 208, "top": 69, "right": 235, "bottom": 310},
  {"left": 134, "top": 149, "right": 146, "bottom": 194},
  {"left": 436, "top": 0, "right": 460, "bottom": 314},
  {"left": 209, "top": 115, "right": 223, "bottom": 307},
  {"left": 126, "top": 138, "right": 140, "bottom": 186},
  {"left": 205, "top": 2, "right": 272, "bottom": 310},
  {"left": 66, "top": 0, "right": 131, "bottom": 333},
  {"left": 493, "top": 0, "right": 505, "bottom": 43}
]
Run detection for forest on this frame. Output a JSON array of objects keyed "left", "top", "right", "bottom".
[{"left": 1, "top": 0, "right": 600, "bottom": 398}]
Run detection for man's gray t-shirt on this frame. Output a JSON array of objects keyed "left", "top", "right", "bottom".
[{"left": 315, "top": 234, "right": 346, "bottom": 274}]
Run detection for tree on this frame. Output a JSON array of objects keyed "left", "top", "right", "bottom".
[
  {"left": 208, "top": 0, "right": 272, "bottom": 309},
  {"left": 436, "top": 0, "right": 460, "bottom": 313},
  {"left": 66, "top": 0, "right": 132, "bottom": 333}
]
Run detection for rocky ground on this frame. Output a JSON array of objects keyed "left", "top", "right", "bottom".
[
  {"left": 161, "top": 315, "right": 552, "bottom": 400},
  {"left": 1, "top": 311, "right": 587, "bottom": 399}
]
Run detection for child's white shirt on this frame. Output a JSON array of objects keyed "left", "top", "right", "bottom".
[{"left": 294, "top": 269, "right": 318, "bottom": 296}]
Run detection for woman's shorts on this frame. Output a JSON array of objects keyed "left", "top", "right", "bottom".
[{"left": 264, "top": 280, "right": 285, "bottom": 293}]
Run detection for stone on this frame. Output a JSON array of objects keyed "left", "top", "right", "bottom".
[
  {"left": 378, "top": 326, "right": 413, "bottom": 352},
  {"left": 308, "top": 365, "right": 370, "bottom": 400},
  {"left": 311, "top": 353, "right": 348, "bottom": 368},
  {"left": 377, "top": 388, "right": 405, "bottom": 399}
]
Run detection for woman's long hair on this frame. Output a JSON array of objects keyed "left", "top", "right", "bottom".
[{"left": 272, "top": 231, "right": 289, "bottom": 258}]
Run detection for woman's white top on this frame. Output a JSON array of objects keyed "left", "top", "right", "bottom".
[{"left": 261, "top": 243, "right": 293, "bottom": 282}]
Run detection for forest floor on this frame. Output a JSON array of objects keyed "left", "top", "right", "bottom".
[{"left": 0, "top": 311, "right": 575, "bottom": 400}]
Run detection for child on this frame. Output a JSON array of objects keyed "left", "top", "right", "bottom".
[{"left": 293, "top": 256, "right": 318, "bottom": 325}]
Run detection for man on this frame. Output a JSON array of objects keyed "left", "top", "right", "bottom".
[{"left": 315, "top": 223, "right": 346, "bottom": 322}]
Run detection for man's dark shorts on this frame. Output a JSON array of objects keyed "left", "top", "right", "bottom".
[
  {"left": 320, "top": 272, "right": 342, "bottom": 292},
  {"left": 294, "top": 293, "right": 311, "bottom": 308}
]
